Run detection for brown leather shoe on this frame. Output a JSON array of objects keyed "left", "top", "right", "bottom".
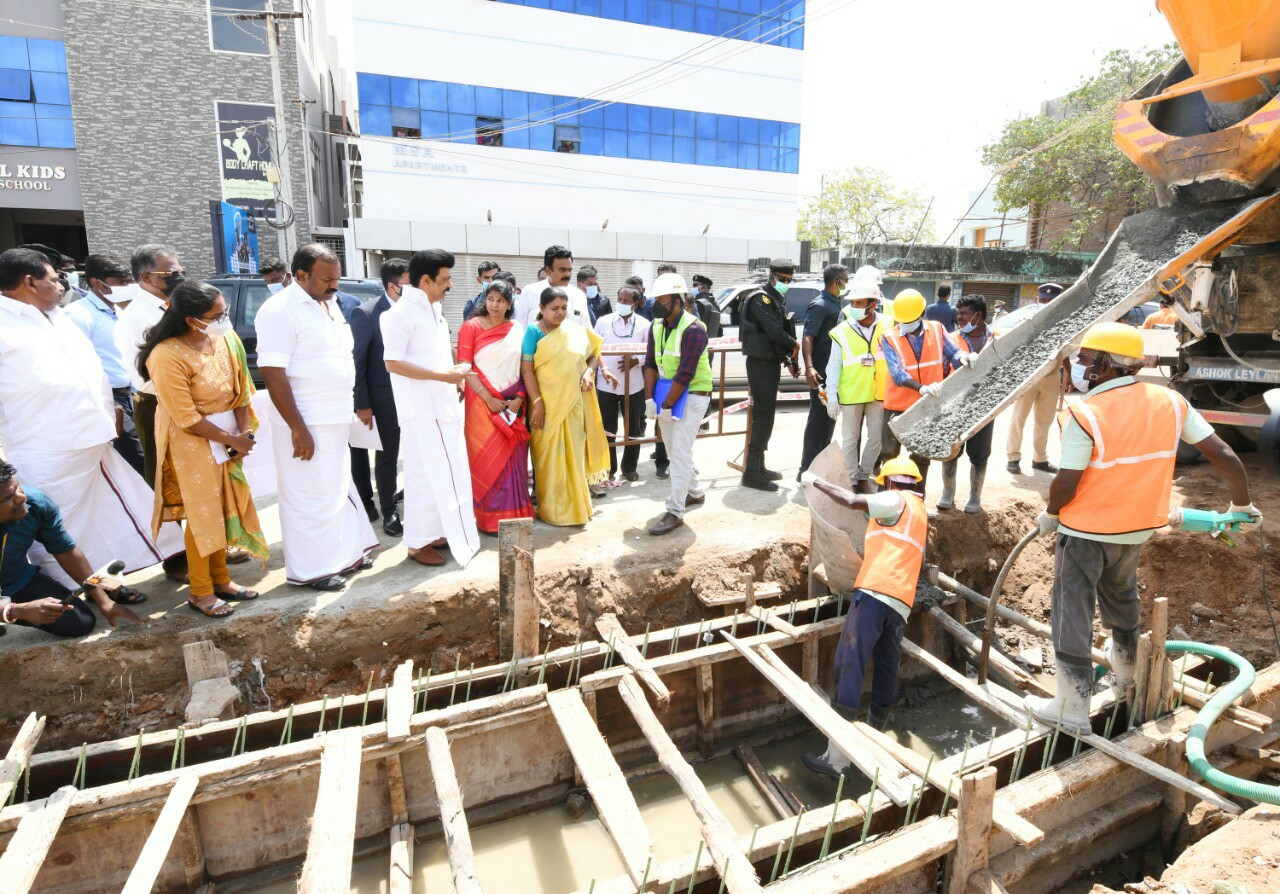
[
  {"left": 648, "top": 512, "right": 684, "bottom": 535},
  {"left": 684, "top": 492, "right": 706, "bottom": 507},
  {"left": 407, "top": 546, "right": 446, "bottom": 566},
  {"left": 429, "top": 538, "right": 450, "bottom": 550}
]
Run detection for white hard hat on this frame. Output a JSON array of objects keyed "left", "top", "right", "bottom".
[
  {"left": 848, "top": 276, "right": 882, "bottom": 301},
  {"left": 853, "top": 265, "right": 883, "bottom": 284},
  {"left": 651, "top": 272, "right": 690, "bottom": 297}
]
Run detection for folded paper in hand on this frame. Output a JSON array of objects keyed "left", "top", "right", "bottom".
[
  {"left": 206, "top": 410, "right": 238, "bottom": 465},
  {"left": 348, "top": 415, "right": 383, "bottom": 451}
]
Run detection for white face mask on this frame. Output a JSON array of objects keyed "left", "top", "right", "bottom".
[
  {"left": 267, "top": 281, "right": 284, "bottom": 294},
  {"left": 899, "top": 318, "right": 921, "bottom": 334},
  {"left": 197, "top": 317, "right": 234, "bottom": 339},
  {"left": 1070, "top": 359, "right": 1091, "bottom": 392},
  {"left": 616, "top": 303, "right": 634, "bottom": 319},
  {"left": 585, "top": 284, "right": 599, "bottom": 300}
]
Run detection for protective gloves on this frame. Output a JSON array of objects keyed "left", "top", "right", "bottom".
[
  {"left": 919, "top": 382, "right": 943, "bottom": 398},
  {"left": 800, "top": 472, "right": 820, "bottom": 487},
  {"left": 645, "top": 398, "right": 658, "bottom": 420},
  {"left": 1036, "top": 511, "right": 1059, "bottom": 537},
  {"left": 1229, "top": 502, "right": 1263, "bottom": 531}
]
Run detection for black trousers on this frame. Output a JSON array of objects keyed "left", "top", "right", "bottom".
[
  {"left": 11, "top": 571, "right": 96, "bottom": 638},
  {"left": 746, "top": 357, "right": 781, "bottom": 456},
  {"left": 961, "top": 420, "right": 995, "bottom": 467},
  {"left": 799, "top": 387, "right": 836, "bottom": 473},
  {"left": 132, "top": 391, "right": 158, "bottom": 489},
  {"left": 351, "top": 409, "right": 401, "bottom": 515},
  {"left": 597, "top": 389, "right": 645, "bottom": 476},
  {"left": 111, "top": 388, "right": 145, "bottom": 478}
]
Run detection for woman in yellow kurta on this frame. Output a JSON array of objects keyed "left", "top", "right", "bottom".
[
  {"left": 140, "top": 280, "right": 268, "bottom": 618},
  {"left": 520, "top": 287, "right": 618, "bottom": 525}
]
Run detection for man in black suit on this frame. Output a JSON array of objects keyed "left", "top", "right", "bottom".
[{"left": 350, "top": 258, "right": 410, "bottom": 536}]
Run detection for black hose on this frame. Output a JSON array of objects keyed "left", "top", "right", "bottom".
[{"left": 978, "top": 528, "right": 1040, "bottom": 685}]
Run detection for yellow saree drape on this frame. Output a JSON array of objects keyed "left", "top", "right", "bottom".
[{"left": 531, "top": 321, "right": 610, "bottom": 526}]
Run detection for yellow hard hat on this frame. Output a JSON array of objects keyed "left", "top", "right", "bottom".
[
  {"left": 892, "top": 289, "right": 926, "bottom": 323},
  {"left": 1079, "top": 322, "right": 1144, "bottom": 361},
  {"left": 876, "top": 455, "right": 923, "bottom": 486}
]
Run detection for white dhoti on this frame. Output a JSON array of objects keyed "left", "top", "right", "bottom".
[
  {"left": 401, "top": 417, "right": 479, "bottom": 567},
  {"left": 9, "top": 442, "right": 184, "bottom": 587},
  {"left": 271, "top": 417, "right": 379, "bottom": 584}
]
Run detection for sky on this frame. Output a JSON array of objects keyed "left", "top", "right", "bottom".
[{"left": 797, "top": 0, "right": 1177, "bottom": 243}]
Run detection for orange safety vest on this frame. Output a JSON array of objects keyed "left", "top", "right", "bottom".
[
  {"left": 883, "top": 320, "right": 947, "bottom": 412},
  {"left": 1058, "top": 382, "right": 1188, "bottom": 536},
  {"left": 855, "top": 491, "right": 928, "bottom": 610}
]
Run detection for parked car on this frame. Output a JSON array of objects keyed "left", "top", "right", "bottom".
[
  {"left": 708, "top": 278, "right": 826, "bottom": 391},
  {"left": 205, "top": 274, "right": 383, "bottom": 386}
]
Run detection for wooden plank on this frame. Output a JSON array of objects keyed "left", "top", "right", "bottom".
[
  {"left": 546, "top": 688, "right": 654, "bottom": 888},
  {"left": 176, "top": 807, "right": 204, "bottom": 890},
  {"left": 389, "top": 821, "right": 414, "bottom": 894},
  {"left": 1176, "top": 682, "right": 1269, "bottom": 731},
  {"left": 966, "top": 868, "right": 1013, "bottom": 894},
  {"left": 1161, "top": 734, "right": 1187, "bottom": 857},
  {"left": 1144, "top": 598, "right": 1169, "bottom": 722},
  {"left": 699, "top": 582, "right": 782, "bottom": 609},
  {"left": 497, "top": 517, "right": 535, "bottom": 662},
  {"left": 767, "top": 814, "right": 957, "bottom": 893},
  {"left": 802, "top": 638, "right": 819, "bottom": 685},
  {"left": 425, "top": 726, "right": 484, "bottom": 894},
  {"left": 616, "top": 673, "right": 763, "bottom": 894},
  {"left": 734, "top": 744, "right": 796, "bottom": 820},
  {"left": 723, "top": 634, "right": 911, "bottom": 805},
  {"left": 947, "top": 767, "right": 996, "bottom": 894},
  {"left": 183, "top": 641, "right": 230, "bottom": 685},
  {"left": 1231, "top": 744, "right": 1280, "bottom": 768},
  {"left": 0, "top": 712, "right": 44, "bottom": 797},
  {"left": 386, "top": 753, "right": 409, "bottom": 825},
  {"left": 0, "top": 784, "right": 74, "bottom": 893},
  {"left": 748, "top": 605, "right": 803, "bottom": 639},
  {"left": 387, "top": 660, "right": 414, "bottom": 741},
  {"left": 900, "top": 639, "right": 1241, "bottom": 815},
  {"left": 512, "top": 544, "right": 539, "bottom": 662},
  {"left": 742, "top": 571, "right": 756, "bottom": 611},
  {"left": 926, "top": 607, "right": 1050, "bottom": 697},
  {"left": 596, "top": 613, "right": 671, "bottom": 709},
  {"left": 298, "top": 728, "right": 364, "bottom": 894},
  {"left": 850, "top": 715, "right": 1043, "bottom": 848},
  {"left": 696, "top": 663, "right": 715, "bottom": 757},
  {"left": 121, "top": 773, "right": 201, "bottom": 894}
]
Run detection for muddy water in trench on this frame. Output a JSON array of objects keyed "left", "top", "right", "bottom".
[{"left": 247, "top": 689, "right": 1009, "bottom": 894}]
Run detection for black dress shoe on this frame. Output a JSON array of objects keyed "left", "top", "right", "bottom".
[
  {"left": 762, "top": 468, "right": 783, "bottom": 481},
  {"left": 656, "top": 465, "right": 670, "bottom": 480},
  {"left": 383, "top": 512, "right": 403, "bottom": 537},
  {"left": 1032, "top": 460, "right": 1058, "bottom": 473},
  {"left": 363, "top": 502, "right": 379, "bottom": 523},
  {"left": 622, "top": 470, "right": 639, "bottom": 482},
  {"left": 394, "top": 489, "right": 404, "bottom": 504},
  {"left": 308, "top": 575, "right": 347, "bottom": 591}
]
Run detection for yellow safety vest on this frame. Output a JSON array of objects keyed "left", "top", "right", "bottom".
[
  {"left": 655, "top": 311, "right": 713, "bottom": 392},
  {"left": 830, "top": 316, "right": 887, "bottom": 404}
]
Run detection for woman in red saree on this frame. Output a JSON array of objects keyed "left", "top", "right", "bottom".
[{"left": 457, "top": 280, "right": 534, "bottom": 533}]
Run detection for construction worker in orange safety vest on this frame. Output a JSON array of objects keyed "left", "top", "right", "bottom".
[
  {"left": 798, "top": 455, "right": 929, "bottom": 779},
  {"left": 879, "top": 289, "right": 967, "bottom": 490},
  {"left": 1028, "top": 322, "right": 1259, "bottom": 732},
  {"left": 935, "top": 294, "right": 995, "bottom": 515}
]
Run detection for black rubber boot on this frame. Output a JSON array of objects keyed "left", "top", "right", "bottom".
[
  {"left": 1108, "top": 626, "right": 1140, "bottom": 690},
  {"left": 741, "top": 452, "right": 779, "bottom": 492},
  {"left": 867, "top": 701, "right": 892, "bottom": 731}
]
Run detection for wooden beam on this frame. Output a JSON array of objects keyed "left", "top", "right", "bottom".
[
  {"left": 696, "top": 663, "right": 715, "bottom": 757},
  {"left": 386, "top": 753, "right": 409, "bottom": 826},
  {"left": 389, "top": 821, "right": 414, "bottom": 894},
  {"left": 734, "top": 744, "right": 796, "bottom": 820},
  {"left": 497, "top": 517, "right": 535, "bottom": 662},
  {"left": 1230, "top": 744, "right": 1280, "bottom": 768},
  {"left": 596, "top": 613, "right": 671, "bottom": 709},
  {"left": 947, "top": 767, "right": 996, "bottom": 894},
  {"left": 767, "top": 814, "right": 958, "bottom": 893},
  {"left": 121, "top": 773, "right": 200, "bottom": 894},
  {"left": 387, "top": 660, "right": 414, "bottom": 741},
  {"left": 298, "top": 728, "right": 364, "bottom": 894},
  {"left": 698, "top": 582, "right": 782, "bottom": 609},
  {"left": 0, "top": 712, "right": 44, "bottom": 798},
  {"left": 512, "top": 545, "right": 539, "bottom": 663},
  {"left": 546, "top": 688, "right": 654, "bottom": 888},
  {"left": 721, "top": 633, "right": 912, "bottom": 805},
  {"left": 616, "top": 673, "right": 763, "bottom": 894},
  {"left": 966, "top": 868, "right": 1013, "bottom": 894},
  {"left": 1144, "top": 598, "right": 1169, "bottom": 722},
  {"left": 748, "top": 605, "right": 804, "bottom": 639},
  {"left": 425, "top": 726, "right": 484, "bottom": 894},
  {"left": 0, "top": 784, "right": 74, "bottom": 893},
  {"left": 850, "top": 715, "right": 1043, "bottom": 848},
  {"left": 742, "top": 571, "right": 756, "bottom": 611},
  {"left": 900, "top": 639, "right": 1241, "bottom": 815},
  {"left": 1176, "top": 681, "right": 1270, "bottom": 731},
  {"left": 926, "top": 607, "right": 1050, "bottom": 697},
  {"left": 801, "top": 638, "right": 819, "bottom": 685},
  {"left": 1161, "top": 734, "right": 1187, "bottom": 857}
]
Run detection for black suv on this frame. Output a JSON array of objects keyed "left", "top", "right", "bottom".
[{"left": 204, "top": 274, "right": 384, "bottom": 386}]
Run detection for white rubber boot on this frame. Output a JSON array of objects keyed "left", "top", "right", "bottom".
[
  {"left": 964, "top": 465, "right": 986, "bottom": 514},
  {"left": 1024, "top": 659, "right": 1094, "bottom": 732},
  {"left": 1105, "top": 627, "right": 1139, "bottom": 691},
  {"left": 936, "top": 461, "right": 958, "bottom": 511}
]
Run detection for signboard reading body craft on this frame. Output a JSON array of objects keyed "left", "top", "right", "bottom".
[{"left": 216, "top": 101, "right": 275, "bottom": 218}]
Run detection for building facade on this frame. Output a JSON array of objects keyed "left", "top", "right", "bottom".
[
  {"left": 348, "top": 0, "right": 804, "bottom": 308},
  {"left": 0, "top": 0, "right": 353, "bottom": 276}
]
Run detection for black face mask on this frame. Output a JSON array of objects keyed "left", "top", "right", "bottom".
[
  {"left": 651, "top": 299, "right": 673, "bottom": 320},
  {"left": 154, "top": 272, "right": 185, "bottom": 297}
]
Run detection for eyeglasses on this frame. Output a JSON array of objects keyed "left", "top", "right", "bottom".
[
  {"left": 202, "top": 312, "right": 229, "bottom": 324},
  {"left": 151, "top": 269, "right": 186, "bottom": 279},
  {"left": 775, "top": 274, "right": 794, "bottom": 284}
]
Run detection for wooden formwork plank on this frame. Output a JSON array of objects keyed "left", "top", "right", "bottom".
[
  {"left": 120, "top": 773, "right": 200, "bottom": 894},
  {"left": 1144, "top": 598, "right": 1169, "bottom": 722},
  {"left": 966, "top": 868, "right": 1013, "bottom": 894},
  {"left": 721, "top": 633, "right": 912, "bottom": 806},
  {"left": 1177, "top": 682, "right": 1270, "bottom": 731},
  {"left": 696, "top": 663, "right": 715, "bottom": 757},
  {"left": 748, "top": 606, "right": 803, "bottom": 639},
  {"left": 389, "top": 821, "right": 414, "bottom": 894},
  {"left": 767, "top": 814, "right": 958, "bottom": 892},
  {"left": 385, "top": 753, "right": 409, "bottom": 825},
  {"left": 947, "top": 767, "right": 996, "bottom": 894},
  {"left": 298, "top": 728, "right": 364, "bottom": 894},
  {"left": 734, "top": 744, "right": 796, "bottom": 820},
  {"left": 900, "top": 639, "right": 1241, "bottom": 815},
  {"left": 0, "top": 712, "right": 44, "bottom": 796},
  {"left": 546, "top": 688, "right": 654, "bottom": 888},
  {"left": 699, "top": 582, "right": 782, "bottom": 609},
  {"left": 596, "top": 613, "right": 671, "bottom": 709},
  {"left": 0, "top": 784, "right": 74, "bottom": 893},
  {"left": 387, "top": 660, "right": 415, "bottom": 741},
  {"left": 616, "top": 673, "right": 763, "bottom": 894},
  {"left": 425, "top": 726, "right": 484, "bottom": 894},
  {"left": 925, "top": 607, "right": 1050, "bottom": 697},
  {"left": 497, "top": 517, "right": 536, "bottom": 662}
]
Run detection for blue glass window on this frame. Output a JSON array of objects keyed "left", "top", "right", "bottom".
[
  {"left": 551, "top": 0, "right": 574, "bottom": 10},
  {"left": 0, "top": 116, "right": 36, "bottom": 146},
  {"left": 649, "top": 0, "right": 673, "bottom": 28},
  {"left": 358, "top": 72, "right": 800, "bottom": 173},
  {"left": 579, "top": 0, "right": 602, "bottom": 13},
  {"left": 490, "top": 0, "right": 803, "bottom": 45},
  {"left": 36, "top": 117, "right": 73, "bottom": 148},
  {"left": 31, "top": 72, "right": 69, "bottom": 105},
  {"left": 672, "top": 2, "right": 695, "bottom": 30},
  {"left": 694, "top": 6, "right": 716, "bottom": 33},
  {"left": 602, "top": 0, "right": 626, "bottom": 18},
  {"left": 0, "top": 35, "right": 75, "bottom": 147},
  {"left": 0, "top": 100, "right": 32, "bottom": 117},
  {"left": 0, "top": 69, "right": 30, "bottom": 102},
  {"left": 625, "top": 0, "right": 646, "bottom": 23},
  {"left": 0, "top": 37, "right": 26, "bottom": 70}
]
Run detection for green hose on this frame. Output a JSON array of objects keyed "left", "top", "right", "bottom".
[{"left": 1164, "top": 640, "right": 1280, "bottom": 806}]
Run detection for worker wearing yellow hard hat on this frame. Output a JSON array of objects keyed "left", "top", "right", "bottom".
[
  {"left": 879, "top": 288, "right": 967, "bottom": 492},
  {"left": 1028, "top": 321, "right": 1259, "bottom": 732},
  {"left": 798, "top": 454, "right": 928, "bottom": 778}
]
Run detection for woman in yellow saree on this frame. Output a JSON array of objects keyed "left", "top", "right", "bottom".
[{"left": 521, "top": 287, "right": 619, "bottom": 526}]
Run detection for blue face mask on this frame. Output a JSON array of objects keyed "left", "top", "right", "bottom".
[
  {"left": 959, "top": 321, "right": 977, "bottom": 334},
  {"left": 267, "top": 282, "right": 284, "bottom": 294},
  {"left": 899, "top": 318, "right": 921, "bottom": 334},
  {"left": 585, "top": 285, "right": 599, "bottom": 300}
]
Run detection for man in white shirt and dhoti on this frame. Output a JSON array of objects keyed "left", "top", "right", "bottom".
[
  {"left": 382, "top": 249, "right": 480, "bottom": 568},
  {"left": 0, "top": 248, "right": 183, "bottom": 593},
  {"left": 254, "top": 244, "right": 379, "bottom": 590}
]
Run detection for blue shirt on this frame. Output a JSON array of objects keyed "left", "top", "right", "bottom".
[
  {"left": 803, "top": 290, "right": 843, "bottom": 377},
  {"left": 461, "top": 290, "right": 485, "bottom": 324},
  {"left": 881, "top": 325, "right": 960, "bottom": 387},
  {"left": 924, "top": 300, "right": 957, "bottom": 332},
  {"left": 64, "top": 291, "right": 131, "bottom": 389},
  {"left": 1, "top": 486, "right": 75, "bottom": 598}
]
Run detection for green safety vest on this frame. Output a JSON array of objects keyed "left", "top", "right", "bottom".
[
  {"left": 830, "top": 317, "right": 886, "bottom": 405},
  {"left": 655, "top": 311, "right": 713, "bottom": 392}
]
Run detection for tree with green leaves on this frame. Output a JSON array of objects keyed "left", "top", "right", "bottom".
[
  {"left": 982, "top": 45, "right": 1180, "bottom": 250},
  {"left": 797, "top": 166, "right": 935, "bottom": 252}
]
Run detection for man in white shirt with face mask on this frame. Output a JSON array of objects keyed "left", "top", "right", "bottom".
[
  {"left": 261, "top": 257, "right": 292, "bottom": 293},
  {"left": 594, "top": 285, "right": 650, "bottom": 483},
  {"left": 514, "top": 245, "right": 589, "bottom": 328}
]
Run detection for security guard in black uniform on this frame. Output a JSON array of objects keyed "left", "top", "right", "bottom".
[
  {"left": 739, "top": 257, "right": 801, "bottom": 491},
  {"left": 691, "top": 275, "right": 721, "bottom": 338}
]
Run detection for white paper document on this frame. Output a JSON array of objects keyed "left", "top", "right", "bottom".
[
  {"left": 206, "top": 410, "right": 239, "bottom": 465},
  {"left": 348, "top": 415, "right": 383, "bottom": 451}
]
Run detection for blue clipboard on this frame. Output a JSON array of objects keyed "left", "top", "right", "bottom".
[{"left": 653, "top": 379, "right": 688, "bottom": 420}]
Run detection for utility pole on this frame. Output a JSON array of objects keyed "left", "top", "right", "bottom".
[{"left": 239, "top": 1, "right": 303, "bottom": 260}]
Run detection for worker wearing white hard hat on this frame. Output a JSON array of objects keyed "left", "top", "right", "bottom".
[{"left": 824, "top": 273, "right": 888, "bottom": 492}]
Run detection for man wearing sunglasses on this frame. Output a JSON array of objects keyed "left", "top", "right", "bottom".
[{"left": 738, "top": 257, "right": 801, "bottom": 491}]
